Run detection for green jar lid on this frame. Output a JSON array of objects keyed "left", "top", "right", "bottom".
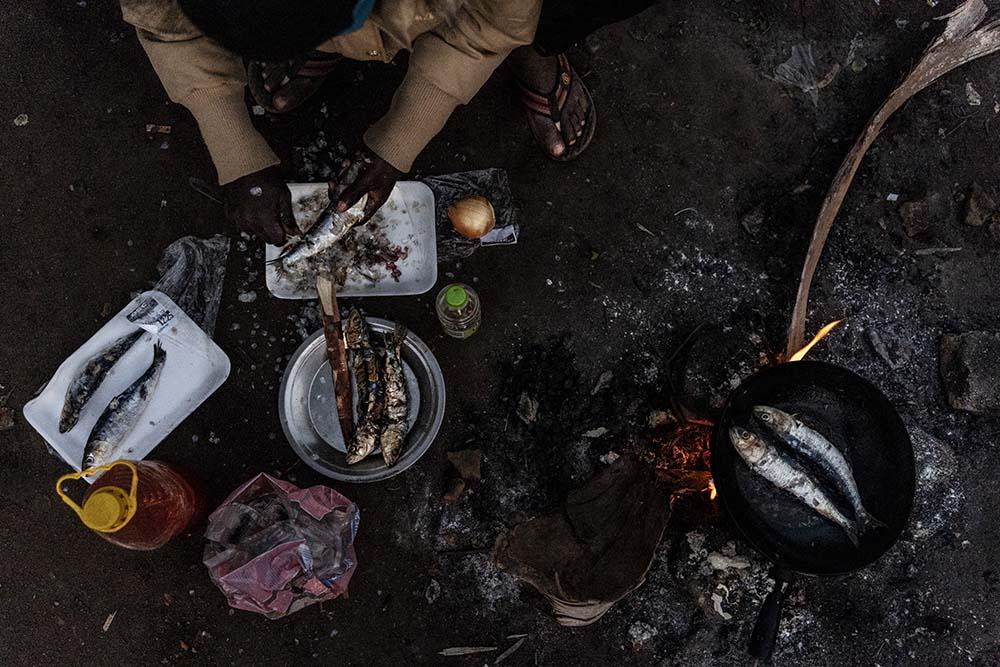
[{"left": 445, "top": 285, "right": 468, "bottom": 309}]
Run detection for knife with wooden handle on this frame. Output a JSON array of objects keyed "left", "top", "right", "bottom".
[{"left": 316, "top": 274, "right": 354, "bottom": 441}]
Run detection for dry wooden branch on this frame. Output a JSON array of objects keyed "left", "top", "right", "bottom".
[{"left": 786, "top": 0, "right": 1000, "bottom": 356}]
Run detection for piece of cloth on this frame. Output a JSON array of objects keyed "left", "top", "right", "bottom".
[
  {"left": 533, "top": 0, "right": 657, "bottom": 56},
  {"left": 493, "top": 459, "right": 684, "bottom": 626},
  {"left": 121, "top": 0, "right": 541, "bottom": 182}
]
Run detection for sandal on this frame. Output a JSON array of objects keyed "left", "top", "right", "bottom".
[
  {"left": 516, "top": 53, "right": 597, "bottom": 162},
  {"left": 248, "top": 50, "right": 344, "bottom": 114}
]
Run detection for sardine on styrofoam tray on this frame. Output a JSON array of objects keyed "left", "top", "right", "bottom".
[
  {"left": 23, "top": 291, "right": 230, "bottom": 480},
  {"left": 264, "top": 182, "right": 437, "bottom": 299}
]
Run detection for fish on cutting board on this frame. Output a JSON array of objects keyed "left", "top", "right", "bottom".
[
  {"left": 83, "top": 343, "right": 167, "bottom": 469},
  {"left": 59, "top": 329, "right": 145, "bottom": 433}
]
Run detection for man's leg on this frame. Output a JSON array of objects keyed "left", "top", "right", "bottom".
[
  {"left": 510, "top": 0, "right": 656, "bottom": 159},
  {"left": 247, "top": 49, "right": 343, "bottom": 113}
]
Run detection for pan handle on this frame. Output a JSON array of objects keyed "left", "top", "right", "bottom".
[{"left": 749, "top": 569, "right": 791, "bottom": 661}]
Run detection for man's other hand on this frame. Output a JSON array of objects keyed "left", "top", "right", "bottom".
[
  {"left": 329, "top": 145, "right": 403, "bottom": 224},
  {"left": 223, "top": 166, "right": 298, "bottom": 246}
]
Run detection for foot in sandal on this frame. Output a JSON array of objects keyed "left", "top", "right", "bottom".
[
  {"left": 509, "top": 47, "right": 596, "bottom": 161},
  {"left": 248, "top": 50, "right": 343, "bottom": 114}
]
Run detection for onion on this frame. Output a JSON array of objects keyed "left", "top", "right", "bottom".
[{"left": 447, "top": 195, "right": 496, "bottom": 239}]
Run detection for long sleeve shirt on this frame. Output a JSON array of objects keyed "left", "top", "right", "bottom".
[{"left": 120, "top": 0, "right": 541, "bottom": 183}]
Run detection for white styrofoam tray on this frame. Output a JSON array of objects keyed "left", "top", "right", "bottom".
[
  {"left": 23, "top": 291, "right": 231, "bottom": 479},
  {"left": 265, "top": 181, "right": 437, "bottom": 299}
]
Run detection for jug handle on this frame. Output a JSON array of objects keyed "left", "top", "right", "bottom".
[{"left": 55, "top": 460, "right": 139, "bottom": 521}]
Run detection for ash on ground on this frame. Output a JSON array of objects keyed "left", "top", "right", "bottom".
[{"left": 387, "top": 316, "right": 970, "bottom": 664}]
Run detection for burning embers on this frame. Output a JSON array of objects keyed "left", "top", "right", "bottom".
[
  {"left": 641, "top": 319, "right": 844, "bottom": 519},
  {"left": 633, "top": 416, "right": 718, "bottom": 520}
]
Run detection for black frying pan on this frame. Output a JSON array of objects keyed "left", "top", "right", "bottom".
[{"left": 709, "top": 360, "right": 915, "bottom": 661}]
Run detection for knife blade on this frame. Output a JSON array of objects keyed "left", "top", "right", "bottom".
[{"left": 316, "top": 274, "right": 354, "bottom": 441}]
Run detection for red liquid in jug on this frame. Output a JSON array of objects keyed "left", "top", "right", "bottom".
[{"left": 86, "top": 461, "right": 204, "bottom": 550}]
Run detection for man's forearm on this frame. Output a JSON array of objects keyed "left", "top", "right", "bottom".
[
  {"left": 182, "top": 82, "right": 280, "bottom": 184},
  {"left": 363, "top": 70, "right": 461, "bottom": 173},
  {"left": 134, "top": 27, "right": 279, "bottom": 184}
]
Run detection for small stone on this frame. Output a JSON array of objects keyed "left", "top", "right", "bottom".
[
  {"left": 582, "top": 427, "right": 608, "bottom": 438},
  {"left": 966, "top": 81, "right": 983, "bottom": 106},
  {"left": 940, "top": 331, "right": 1000, "bottom": 414},
  {"left": 13, "top": 114, "right": 28, "bottom": 127},
  {"left": 627, "top": 622, "right": 658, "bottom": 648},
  {"left": 899, "top": 197, "right": 933, "bottom": 237},
  {"left": 647, "top": 410, "right": 673, "bottom": 428},
  {"left": 706, "top": 552, "right": 751, "bottom": 570},
  {"left": 963, "top": 183, "right": 996, "bottom": 227},
  {"left": 0, "top": 406, "right": 14, "bottom": 431},
  {"left": 989, "top": 222, "right": 1000, "bottom": 242},
  {"left": 442, "top": 477, "right": 466, "bottom": 503},
  {"left": 424, "top": 579, "right": 441, "bottom": 604},
  {"left": 252, "top": 105, "right": 266, "bottom": 116},
  {"left": 600, "top": 451, "right": 620, "bottom": 465},
  {"left": 711, "top": 592, "right": 733, "bottom": 620},
  {"left": 908, "top": 426, "right": 961, "bottom": 540},
  {"left": 446, "top": 449, "right": 481, "bottom": 481},
  {"left": 516, "top": 392, "right": 538, "bottom": 425},
  {"left": 590, "top": 370, "right": 613, "bottom": 395},
  {"left": 739, "top": 205, "right": 766, "bottom": 236},
  {"left": 238, "top": 291, "right": 257, "bottom": 303}
]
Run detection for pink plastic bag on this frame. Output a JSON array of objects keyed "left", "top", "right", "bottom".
[{"left": 203, "top": 474, "right": 359, "bottom": 619}]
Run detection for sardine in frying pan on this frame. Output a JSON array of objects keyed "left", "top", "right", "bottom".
[{"left": 710, "top": 360, "right": 915, "bottom": 661}]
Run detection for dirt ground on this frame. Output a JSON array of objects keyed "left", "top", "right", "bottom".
[{"left": 3, "top": 1, "right": 1000, "bottom": 665}]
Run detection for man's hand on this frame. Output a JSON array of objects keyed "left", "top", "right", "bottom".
[
  {"left": 329, "top": 145, "right": 403, "bottom": 224},
  {"left": 223, "top": 166, "right": 298, "bottom": 246}
]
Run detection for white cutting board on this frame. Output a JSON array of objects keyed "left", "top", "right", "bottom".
[
  {"left": 265, "top": 181, "right": 437, "bottom": 299},
  {"left": 23, "top": 291, "right": 230, "bottom": 479}
]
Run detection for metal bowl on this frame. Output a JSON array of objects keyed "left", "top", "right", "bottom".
[{"left": 279, "top": 318, "right": 445, "bottom": 482}]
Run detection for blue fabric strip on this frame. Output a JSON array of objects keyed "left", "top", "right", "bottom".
[{"left": 339, "top": 0, "right": 376, "bottom": 35}]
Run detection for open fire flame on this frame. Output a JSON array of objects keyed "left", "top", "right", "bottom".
[
  {"left": 788, "top": 319, "right": 843, "bottom": 362},
  {"left": 647, "top": 319, "right": 843, "bottom": 513}
]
